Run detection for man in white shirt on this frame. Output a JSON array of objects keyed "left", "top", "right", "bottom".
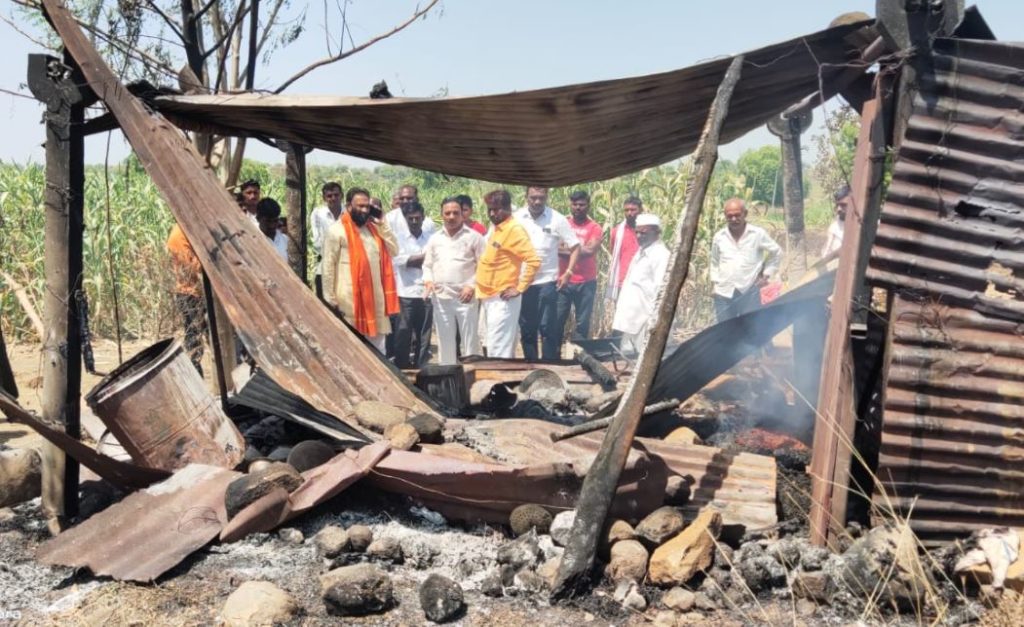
[
  {"left": 391, "top": 201, "right": 433, "bottom": 368},
  {"left": 821, "top": 185, "right": 851, "bottom": 260},
  {"left": 256, "top": 198, "right": 289, "bottom": 262},
  {"left": 710, "top": 198, "right": 782, "bottom": 322},
  {"left": 310, "top": 181, "right": 344, "bottom": 300},
  {"left": 612, "top": 214, "right": 670, "bottom": 355},
  {"left": 386, "top": 184, "right": 436, "bottom": 239},
  {"left": 423, "top": 197, "right": 487, "bottom": 365},
  {"left": 515, "top": 186, "right": 580, "bottom": 360}
]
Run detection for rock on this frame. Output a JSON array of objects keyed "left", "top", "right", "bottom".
[
  {"left": 607, "top": 539, "right": 649, "bottom": 583},
  {"left": 497, "top": 529, "right": 543, "bottom": 572},
  {"left": 549, "top": 510, "right": 576, "bottom": 547},
  {"left": 480, "top": 569, "right": 504, "bottom": 597},
  {"left": 278, "top": 527, "right": 304, "bottom": 545},
  {"left": 664, "top": 427, "right": 702, "bottom": 446},
  {"left": 537, "top": 535, "right": 564, "bottom": 561},
  {"left": 419, "top": 573, "right": 464, "bottom": 623},
  {"left": 800, "top": 546, "right": 830, "bottom": 571},
  {"left": 664, "top": 476, "right": 691, "bottom": 505},
  {"left": 267, "top": 446, "right": 292, "bottom": 462},
  {"left": 321, "top": 563, "right": 394, "bottom": 616},
  {"left": 499, "top": 563, "right": 518, "bottom": 587},
  {"left": 649, "top": 508, "right": 723, "bottom": 586},
  {"left": 512, "top": 570, "right": 547, "bottom": 595},
  {"left": 606, "top": 519, "right": 636, "bottom": 544},
  {"left": 407, "top": 413, "right": 444, "bottom": 444},
  {"left": 796, "top": 598, "right": 817, "bottom": 617},
  {"left": 661, "top": 587, "right": 696, "bottom": 612},
  {"left": 694, "top": 591, "right": 718, "bottom": 611},
  {"left": 222, "top": 580, "right": 298, "bottom": 626},
  {"left": 347, "top": 524, "right": 373, "bottom": 552},
  {"left": 401, "top": 536, "right": 440, "bottom": 569},
  {"left": 715, "top": 543, "right": 735, "bottom": 569},
  {"left": 793, "top": 570, "right": 831, "bottom": 603},
  {"left": 510, "top": 504, "right": 553, "bottom": 536},
  {"left": 224, "top": 462, "right": 304, "bottom": 520},
  {"left": 733, "top": 555, "right": 786, "bottom": 593},
  {"left": 537, "top": 557, "right": 561, "bottom": 586},
  {"left": 636, "top": 506, "right": 687, "bottom": 546},
  {"left": 835, "top": 524, "right": 932, "bottom": 611},
  {"left": 613, "top": 579, "right": 648, "bottom": 612},
  {"left": 384, "top": 423, "right": 419, "bottom": 450},
  {"left": 0, "top": 448, "right": 41, "bottom": 508},
  {"left": 287, "top": 440, "right": 335, "bottom": 472},
  {"left": 652, "top": 610, "right": 680, "bottom": 627},
  {"left": 768, "top": 537, "right": 803, "bottom": 569},
  {"left": 314, "top": 526, "right": 350, "bottom": 558},
  {"left": 0, "top": 507, "right": 14, "bottom": 523},
  {"left": 366, "top": 536, "right": 403, "bottom": 563},
  {"left": 354, "top": 400, "right": 406, "bottom": 432}
]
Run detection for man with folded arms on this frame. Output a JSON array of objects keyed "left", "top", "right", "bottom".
[
  {"left": 476, "top": 190, "right": 540, "bottom": 359},
  {"left": 423, "top": 197, "right": 487, "bottom": 365},
  {"left": 322, "top": 187, "right": 400, "bottom": 353}
]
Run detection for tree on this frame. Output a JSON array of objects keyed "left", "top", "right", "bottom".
[
  {"left": 810, "top": 105, "right": 859, "bottom": 199},
  {"left": 11, "top": 0, "right": 440, "bottom": 185},
  {"left": 735, "top": 145, "right": 782, "bottom": 206}
]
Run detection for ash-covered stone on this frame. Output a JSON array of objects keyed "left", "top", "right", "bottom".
[
  {"left": 636, "top": 506, "right": 687, "bottom": 547},
  {"left": 366, "top": 536, "right": 403, "bottom": 564},
  {"left": 549, "top": 510, "right": 576, "bottom": 547},
  {"left": 320, "top": 563, "right": 394, "bottom": 616},
  {"left": 509, "top": 504, "right": 552, "bottom": 537},
  {"left": 497, "top": 529, "right": 543, "bottom": 572},
  {"left": 347, "top": 524, "right": 373, "bottom": 552},
  {"left": 419, "top": 573, "right": 464, "bottom": 623}
]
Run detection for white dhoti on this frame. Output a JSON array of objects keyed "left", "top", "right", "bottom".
[
  {"left": 364, "top": 333, "right": 386, "bottom": 354},
  {"left": 481, "top": 294, "right": 522, "bottom": 359},
  {"left": 432, "top": 295, "right": 482, "bottom": 365}
]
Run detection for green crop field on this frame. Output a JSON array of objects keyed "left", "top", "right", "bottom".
[{"left": 0, "top": 155, "right": 839, "bottom": 343}]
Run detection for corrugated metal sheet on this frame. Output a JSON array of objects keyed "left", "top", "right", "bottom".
[
  {"left": 151, "top": 22, "right": 874, "bottom": 186},
  {"left": 867, "top": 38, "right": 1024, "bottom": 542}
]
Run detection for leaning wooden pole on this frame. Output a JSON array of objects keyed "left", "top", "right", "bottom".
[
  {"left": 550, "top": 55, "right": 745, "bottom": 599},
  {"left": 27, "top": 52, "right": 87, "bottom": 532},
  {"left": 808, "top": 86, "right": 886, "bottom": 548},
  {"left": 282, "top": 141, "right": 308, "bottom": 282}
]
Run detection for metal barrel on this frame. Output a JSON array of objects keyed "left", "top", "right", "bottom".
[{"left": 85, "top": 338, "right": 244, "bottom": 471}]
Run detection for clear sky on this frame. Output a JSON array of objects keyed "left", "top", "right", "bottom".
[{"left": 1, "top": 0, "right": 1021, "bottom": 168}]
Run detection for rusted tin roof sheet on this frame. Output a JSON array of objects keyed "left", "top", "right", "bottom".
[
  {"left": 42, "top": 0, "right": 439, "bottom": 439},
  {"left": 867, "top": 38, "right": 1024, "bottom": 542},
  {"left": 37, "top": 464, "right": 240, "bottom": 582},
  {"left": 151, "top": 22, "right": 874, "bottom": 186}
]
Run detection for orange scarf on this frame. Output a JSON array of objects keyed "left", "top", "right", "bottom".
[{"left": 341, "top": 212, "right": 400, "bottom": 336}]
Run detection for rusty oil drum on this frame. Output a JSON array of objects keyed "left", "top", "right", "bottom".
[{"left": 85, "top": 338, "right": 244, "bottom": 471}]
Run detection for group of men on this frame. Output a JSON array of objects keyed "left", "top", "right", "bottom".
[{"left": 169, "top": 174, "right": 835, "bottom": 373}]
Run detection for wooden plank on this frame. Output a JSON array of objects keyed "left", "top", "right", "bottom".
[
  {"left": 282, "top": 141, "right": 308, "bottom": 282},
  {"left": 808, "top": 87, "right": 887, "bottom": 548},
  {"left": 551, "top": 56, "right": 745, "bottom": 599},
  {"left": 40, "top": 0, "right": 438, "bottom": 439}
]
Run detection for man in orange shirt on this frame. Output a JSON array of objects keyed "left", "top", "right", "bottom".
[
  {"left": 475, "top": 190, "right": 540, "bottom": 358},
  {"left": 166, "top": 223, "right": 206, "bottom": 374}
]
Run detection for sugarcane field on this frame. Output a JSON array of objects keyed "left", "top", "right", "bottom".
[{"left": 3, "top": 1, "right": 1024, "bottom": 625}]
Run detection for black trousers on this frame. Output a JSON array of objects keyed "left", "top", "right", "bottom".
[
  {"left": 519, "top": 281, "right": 560, "bottom": 361},
  {"left": 394, "top": 297, "right": 433, "bottom": 368},
  {"left": 174, "top": 293, "right": 207, "bottom": 375},
  {"left": 555, "top": 280, "right": 597, "bottom": 344},
  {"left": 713, "top": 286, "right": 761, "bottom": 323}
]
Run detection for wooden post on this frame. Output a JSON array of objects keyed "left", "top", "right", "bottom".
[
  {"left": 27, "top": 52, "right": 88, "bottom": 531},
  {"left": 808, "top": 87, "right": 887, "bottom": 548},
  {"left": 551, "top": 56, "right": 745, "bottom": 599},
  {"left": 767, "top": 111, "right": 812, "bottom": 280},
  {"left": 282, "top": 141, "right": 308, "bottom": 281}
]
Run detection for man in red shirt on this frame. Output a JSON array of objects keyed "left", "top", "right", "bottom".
[
  {"left": 456, "top": 194, "right": 488, "bottom": 235},
  {"left": 555, "top": 190, "right": 605, "bottom": 345},
  {"left": 606, "top": 195, "right": 643, "bottom": 303}
]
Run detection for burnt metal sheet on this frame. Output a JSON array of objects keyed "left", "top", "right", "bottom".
[
  {"left": 455, "top": 419, "right": 777, "bottom": 531},
  {"left": 37, "top": 464, "right": 240, "bottom": 582},
  {"left": 42, "top": 0, "right": 439, "bottom": 441},
  {"left": 150, "top": 22, "right": 874, "bottom": 187},
  {"left": 867, "top": 38, "right": 1024, "bottom": 542}
]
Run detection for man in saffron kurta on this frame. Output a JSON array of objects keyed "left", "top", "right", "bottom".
[{"left": 322, "top": 187, "right": 400, "bottom": 352}]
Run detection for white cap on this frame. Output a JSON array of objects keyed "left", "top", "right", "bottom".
[{"left": 635, "top": 214, "right": 661, "bottom": 228}]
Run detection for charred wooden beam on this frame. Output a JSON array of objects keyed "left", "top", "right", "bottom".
[
  {"left": 767, "top": 111, "right": 812, "bottom": 279},
  {"left": 808, "top": 86, "right": 887, "bottom": 548},
  {"left": 549, "top": 398, "right": 680, "bottom": 443},
  {"left": 27, "top": 52, "right": 89, "bottom": 532},
  {"left": 550, "top": 56, "right": 745, "bottom": 599}
]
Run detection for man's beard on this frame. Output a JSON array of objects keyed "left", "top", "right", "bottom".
[{"left": 351, "top": 212, "right": 369, "bottom": 226}]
